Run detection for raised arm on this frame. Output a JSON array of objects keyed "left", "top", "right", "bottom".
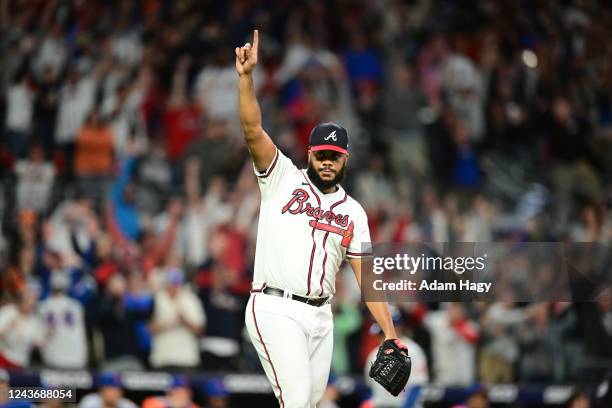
[{"left": 236, "top": 29, "right": 276, "bottom": 172}]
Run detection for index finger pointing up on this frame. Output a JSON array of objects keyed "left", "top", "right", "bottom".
[{"left": 253, "top": 29, "right": 259, "bottom": 54}]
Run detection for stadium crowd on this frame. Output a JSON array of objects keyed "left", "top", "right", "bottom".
[{"left": 0, "top": 0, "right": 611, "bottom": 394}]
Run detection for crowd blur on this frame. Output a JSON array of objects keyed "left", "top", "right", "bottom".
[{"left": 1, "top": 0, "right": 612, "bottom": 392}]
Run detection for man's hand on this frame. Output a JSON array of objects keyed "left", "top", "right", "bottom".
[{"left": 235, "top": 29, "right": 259, "bottom": 76}]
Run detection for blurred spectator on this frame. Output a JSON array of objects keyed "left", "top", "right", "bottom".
[
  {"left": 5, "top": 71, "right": 34, "bottom": 159},
  {"left": 183, "top": 119, "right": 240, "bottom": 192},
  {"left": 451, "top": 119, "right": 482, "bottom": 190},
  {"left": 75, "top": 111, "right": 115, "bottom": 202},
  {"left": 195, "top": 47, "right": 261, "bottom": 136},
  {"left": 1, "top": 210, "right": 40, "bottom": 301},
  {"left": 319, "top": 374, "right": 340, "bottom": 408},
  {"left": 355, "top": 155, "right": 395, "bottom": 212},
  {"left": 479, "top": 300, "right": 525, "bottom": 383},
  {"left": 15, "top": 143, "right": 55, "bottom": 214},
  {"left": 570, "top": 202, "right": 611, "bottom": 243},
  {"left": 423, "top": 303, "right": 478, "bottom": 385},
  {"left": 330, "top": 274, "right": 362, "bottom": 375},
  {"left": 565, "top": 391, "right": 591, "bottom": 408},
  {"left": 149, "top": 268, "right": 206, "bottom": 369},
  {"left": 32, "top": 65, "right": 60, "bottom": 158},
  {"left": 101, "top": 71, "right": 148, "bottom": 154},
  {"left": 109, "top": 18, "right": 143, "bottom": 68},
  {"left": 31, "top": 23, "right": 67, "bottom": 81},
  {"left": 455, "top": 389, "right": 490, "bottom": 408},
  {"left": 79, "top": 373, "right": 137, "bottom": 408},
  {"left": 547, "top": 97, "right": 601, "bottom": 224},
  {"left": 518, "top": 303, "right": 556, "bottom": 382},
  {"left": 460, "top": 196, "right": 494, "bottom": 242},
  {"left": 163, "top": 56, "right": 202, "bottom": 163},
  {"left": 54, "top": 66, "right": 101, "bottom": 179},
  {"left": 135, "top": 139, "right": 173, "bottom": 216},
  {"left": 420, "top": 188, "right": 450, "bottom": 243},
  {"left": 0, "top": 290, "right": 44, "bottom": 369},
  {"left": 383, "top": 61, "right": 427, "bottom": 177},
  {"left": 198, "top": 261, "right": 245, "bottom": 370},
  {"left": 180, "top": 158, "right": 211, "bottom": 269},
  {"left": 0, "top": 369, "right": 9, "bottom": 404},
  {"left": 97, "top": 273, "right": 151, "bottom": 372},
  {"left": 108, "top": 148, "right": 141, "bottom": 242},
  {"left": 201, "top": 378, "right": 229, "bottom": 408},
  {"left": 142, "top": 375, "right": 199, "bottom": 408},
  {"left": 39, "top": 272, "right": 88, "bottom": 369},
  {"left": 441, "top": 50, "right": 485, "bottom": 142}
]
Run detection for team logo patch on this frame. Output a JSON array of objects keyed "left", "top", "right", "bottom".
[
  {"left": 324, "top": 130, "right": 337, "bottom": 141},
  {"left": 384, "top": 349, "right": 394, "bottom": 355}
]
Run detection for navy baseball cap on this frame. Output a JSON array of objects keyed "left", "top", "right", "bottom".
[
  {"left": 170, "top": 375, "right": 190, "bottom": 389},
  {"left": 308, "top": 122, "right": 349, "bottom": 155},
  {"left": 97, "top": 372, "right": 122, "bottom": 388},
  {"left": 203, "top": 378, "right": 228, "bottom": 398}
]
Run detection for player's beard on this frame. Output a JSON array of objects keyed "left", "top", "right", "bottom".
[{"left": 307, "top": 160, "right": 346, "bottom": 192}]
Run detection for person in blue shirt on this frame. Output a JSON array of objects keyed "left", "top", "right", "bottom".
[{"left": 108, "top": 150, "right": 141, "bottom": 242}]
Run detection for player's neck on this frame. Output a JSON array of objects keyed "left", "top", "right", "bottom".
[{"left": 321, "top": 185, "right": 339, "bottom": 194}]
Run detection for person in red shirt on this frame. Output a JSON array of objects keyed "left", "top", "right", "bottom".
[{"left": 163, "top": 56, "right": 202, "bottom": 162}]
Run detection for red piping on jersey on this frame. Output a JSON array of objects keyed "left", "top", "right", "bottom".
[
  {"left": 300, "top": 170, "right": 321, "bottom": 205},
  {"left": 320, "top": 193, "right": 348, "bottom": 296},
  {"left": 301, "top": 171, "right": 321, "bottom": 295},
  {"left": 320, "top": 233, "right": 329, "bottom": 297},
  {"left": 307, "top": 228, "right": 317, "bottom": 295},
  {"left": 257, "top": 148, "right": 279, "bottom": 178},
  {"left": 252, "top": 295, "right": 284, "bottom": 407}
]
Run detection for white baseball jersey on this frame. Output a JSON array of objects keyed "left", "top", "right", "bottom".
[{"left": 253, "top": 148, "right": 372, "bottom": 297}]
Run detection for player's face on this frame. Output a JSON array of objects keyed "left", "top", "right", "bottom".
[{"left": 307, "top": 150, "right": 348, "bottom": 191}]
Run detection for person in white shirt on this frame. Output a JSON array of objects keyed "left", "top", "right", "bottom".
[
  {"left": 15, "top": 144, "right": 56, "bottom": 214},
  {"left": 194, "top": 47, "right": 263, "bottom": 138},
  {"left": 423, "top": 303, "right": 479, "bottom": 385},
  {"left": 148, "top": 268, "right": 206, "bottom": 368},
  {"left": 236, "top": 30, "right": 409, "bottom": 408},
  {"left": 39, "top": 272, "right": 88, "bottom": 369},
  {"left": 0, "top": 290, "right": 44, "bottom": 369},
  {"left": 101, "top": 78, "right": 147, "bottom": 154},
  {"left": 55, "top": 68, "right": 97, "bottom": 147},
  {"left": 5, "top": 72, "right": 34, "bottom": 158}
]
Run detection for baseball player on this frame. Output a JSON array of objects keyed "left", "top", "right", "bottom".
[{"left": 236, "top": 30, "right": 411, "bottom": 407}]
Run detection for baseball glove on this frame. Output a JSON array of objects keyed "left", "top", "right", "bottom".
[{"left": 368, "top": 339, "right": 412, "bottom": 396}]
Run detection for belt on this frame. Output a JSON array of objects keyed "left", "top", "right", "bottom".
[{"left": 253, "top": 285, "right": 330, "bottom": 307}]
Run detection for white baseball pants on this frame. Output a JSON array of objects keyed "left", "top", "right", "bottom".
[{"left": 245, "top": 292, "right": 334, "bottom": 408}]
